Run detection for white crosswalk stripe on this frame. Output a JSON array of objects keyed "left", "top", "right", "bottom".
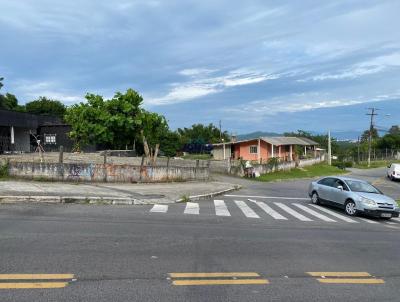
[
  {"left": 357, "top": 217, "right": 378, "bottom": 224},
  {"left": 274, "top": 202, "right": 313, "bottom": 221},
  {"left": 249, "top": 199, "right": 287, "bottom": 220},
  {"left": 309, "top": 205, "right": 358, "bottom": 223},
  {"left": 150, "top": 204, "right": 168, "bottom": 213},
  {"left": 184, "top": 202, "right": 199, "bottom": 215},
  {"left": 214, "top": 200, "right": 231, "bottom": 216},
  {"left": 234, "top": 200, "right": 260, "bottom": 218},
  {"left": 292, "top": 203, "right": 336, "bottom": 222},
  {"left": 383, "top": 221, "right": 397, "bottom": 225}
]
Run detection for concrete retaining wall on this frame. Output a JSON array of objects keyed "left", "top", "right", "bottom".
[{"left": 8, "top": 162, "right": 209, "bottom": 183}]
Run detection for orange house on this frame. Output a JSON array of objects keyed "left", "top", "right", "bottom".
[{"left": 212, "top": 137, "right": 319, "bottom": 162}]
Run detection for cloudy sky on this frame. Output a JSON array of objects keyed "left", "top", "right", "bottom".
[{"left": 1, "top": 0, "right": 399, "bottom": 138}]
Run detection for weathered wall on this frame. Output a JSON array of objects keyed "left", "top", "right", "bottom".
[
  {"left": 229, "top": 155, "right": 326, "bottom": 177},
  {"left": 8, "top": 162, "right": 209, "bottom": 183}
]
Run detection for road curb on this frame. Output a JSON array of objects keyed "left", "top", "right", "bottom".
[
  {"left": 175, "top": 185, "right": 242, "bottom": 203},
  {"left": 0, "top": 185, "right": 241, "bottom": 205}
]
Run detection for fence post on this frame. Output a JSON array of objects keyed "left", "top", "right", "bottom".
[
  {"left": 139, "top": 155, "right": 145, "bottom": 182},
  {"left": 59, "top": 145, "right": 64, "bottom": 180},
  {"left": 166, "top": 156, "right": 170, "bottom": 180},
  {"left": 103, "top": 150, "right": 107, "bottom": 182}
]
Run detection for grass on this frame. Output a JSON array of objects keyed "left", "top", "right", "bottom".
[
  {"left": 397, "top": 200, "right": 400, "bottom": 207},
  {"left": 255, "top": 164, "right": 347, "bottom": 182},
  {"left": 0, "top": 162, "right": 9, "bottom": 180},
  {"left": 353, "top": 160, "right": 400, "bottom": 169},
  {"left": 182, "top": 154, "right": 212, "bottom": 160}
]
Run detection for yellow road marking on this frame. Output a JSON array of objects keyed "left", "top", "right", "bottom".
[
  {"left": 307, "top": 272, "right": 371, "bottom": 277},
  {"left": 317, "top": 278, "right": 384, "bottom": 284},
  {"left": 0, "top": 282, "right": 68, "bottom": 289},
  {"left": 172, "top": 279, "right": 269, "bottom": 286},
  {"left": 169, "top": 272, "right": 260, "bottom": 278},
  {"left": 0, "top": 274, "right": 74, "bottom": 280}
]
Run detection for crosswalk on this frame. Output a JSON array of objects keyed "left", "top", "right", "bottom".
[{"left": 149, "top": 199, "right": 400, "bottom": 228}]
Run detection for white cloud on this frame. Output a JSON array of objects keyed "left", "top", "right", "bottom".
[
  {"left": 11, "top": 80, "right": 84, "bottom": 104},
  {"left": 148, "top": 84, "right": 220, "bottom": 105},
  {"left": 301, "top": 52, "right": 400, "bottom": 82},
  {"left": 222, "top": 91, "right": 400, "bottom": 119},
  {"left": 147, "top": 68, "right": 279, "bottom": 105}
]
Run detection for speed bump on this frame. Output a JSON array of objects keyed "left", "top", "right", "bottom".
[{"left": 307, "top": 272, "right": 384, "bottom": 284}]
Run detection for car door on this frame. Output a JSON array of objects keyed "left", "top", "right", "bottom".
[
  {"left": 330, "top": 179, "right": 349, "bottom": 206},
  {"left": 317, "top": 177, "right": 335, "bottom": 202}
]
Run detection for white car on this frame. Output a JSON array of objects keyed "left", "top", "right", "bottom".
[{"left": 387, "top": 163, "right": 400, "bottom": 181}]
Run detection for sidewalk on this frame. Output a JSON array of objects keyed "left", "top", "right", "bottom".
[{"left": 0, "top": 180, "right": 240, "bottom": 205}]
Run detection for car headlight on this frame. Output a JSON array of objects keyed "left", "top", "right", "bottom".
[{"left": 360, "top": 197, "right": 377, "bottom": 206}]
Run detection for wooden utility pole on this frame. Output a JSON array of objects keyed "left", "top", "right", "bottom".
[{"left": 366, "top": 108, "right": 378, "bottom": 167}]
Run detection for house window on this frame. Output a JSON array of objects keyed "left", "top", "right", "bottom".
[
  {"left": 44, "top": 134, "right": 56, "bottom": 145},
  {"left": 249, "top": 145, "right": 258, "bottom": 154}
]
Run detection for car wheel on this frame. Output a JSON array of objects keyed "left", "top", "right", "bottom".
[
  {"left": 345, "top": 200, "right": 357, "bottom": 216},
  {"left": 311, "top": 192, "right": 320, "bottom": 205}
]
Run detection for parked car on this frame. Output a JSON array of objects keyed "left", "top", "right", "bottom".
[
  {"left": 387, "top": 163, "right": 400, "bottom": 181},
  {"left": 308, "top": 176, "right": 400, "bottom": 219}
]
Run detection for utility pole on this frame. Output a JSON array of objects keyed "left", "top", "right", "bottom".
[
  {"left": 328, "top": 130, "right": 332, "bottom": 166},
  {"left": 357, "top": 136, "right": 360, "bottom": 163},
  {"left": 219, "top": 120, "right": 222, "bottom": 143},
  {"left": 366, "top": 108, "right": 378, "bottom": 167}
]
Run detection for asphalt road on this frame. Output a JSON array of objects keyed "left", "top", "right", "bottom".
[{"left": 0, "top": 167, "right": 399, "bottom": 302}]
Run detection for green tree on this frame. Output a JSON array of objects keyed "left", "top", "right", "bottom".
[
  {"left": 389, "top": 125, "right": 400, "bottom": 135},
  {"left": 0, "top": 93, "right": 21, "bottom": 110},
  {"left": 360, "top": 128, "right": 379, "bottom": 142},
  {"left": 177, "top": 123, "right": 229, "bottom": 146},
  {"left": 65, "top": 89, "right": 144, "bottom": 151},
  {"left": 25, "top": 97, "right": 66, "bottom": 118}
]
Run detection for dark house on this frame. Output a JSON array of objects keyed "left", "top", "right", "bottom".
[{"left": 0, "top": 109, "right": 90, "bottom": 153}]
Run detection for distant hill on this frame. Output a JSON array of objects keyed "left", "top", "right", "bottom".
[{"left": 237, "top": 131, "right": 281, "bottom": 141}]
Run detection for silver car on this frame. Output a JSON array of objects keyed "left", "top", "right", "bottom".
[{"left": 308, "top": 176, "right": 400, "bottom": 219}]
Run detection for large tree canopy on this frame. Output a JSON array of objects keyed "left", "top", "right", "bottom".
[
  {"left": 65, "top": 89, "right": 144, "bottom": 150},
  {"left": 25, "top": 97, "right": 66, "bottom": 119},
  {"left": 177, "top": 123, "right": 229, "bottom": 145}
]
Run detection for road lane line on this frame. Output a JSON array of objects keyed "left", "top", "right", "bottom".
[
  {"left": 225, "top": 194, "right": 309, "bottom": 200},
  {"left": 234, "top": 200, "right": 260, "bottom": 218},
  {"left": 0, "top": 282, "right": 68, "bottom": 289},
  {"left": 249, "top": 200, "right": 287, "bottom": 220},
  {"left": 307, "top": 272, "right": 371, "bottom": 277},
  {"left": 292, "top": 204, "right": 336, "bottom": 222},
  {"left": 0, "top": 274, "right": 74, "bottom": 280},
  {"left": 170, "top": 272, "right": 260, "bottom": 278},
  {"left": 383, "top": 221, "right": 397, "bottom": 225},
  {"left": 309, "top": 205, "right": 358, "bottom": 223},
  {"left": 214, "top": 200, "right": 230, "bottom": 216},
  {"left": 184, "top": 202, "right": 199, "bottom": 215},
  {"left": 150, "top": 204, "right": 168, "bottom": 213},
  {"left": 274, "top": 203, "right": 312, "bottom": 221},
  {"left": 317, "top": 278, "right": 384, "bottom": 284},
  {"left": 172, "top": 279, "right": 269, "bottom": 286}
]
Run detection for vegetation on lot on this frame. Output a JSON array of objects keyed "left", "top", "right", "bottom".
[
  {"left": 0, "top": 162, "right": 9, "bottom": 180},
  {"left": 255, "top": 164, "right": 347, "bottom": 182},
  {"left": 352, "top": 160, "right": 399, "bottom": 169}
]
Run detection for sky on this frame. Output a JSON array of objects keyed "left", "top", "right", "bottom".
[{"left": 0, "top": 0, "right": 399, "bottom": 138}]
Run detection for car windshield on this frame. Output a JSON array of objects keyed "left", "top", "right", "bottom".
[{"left": 345, "top": 180, "right": 381, "bottom": 194}]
